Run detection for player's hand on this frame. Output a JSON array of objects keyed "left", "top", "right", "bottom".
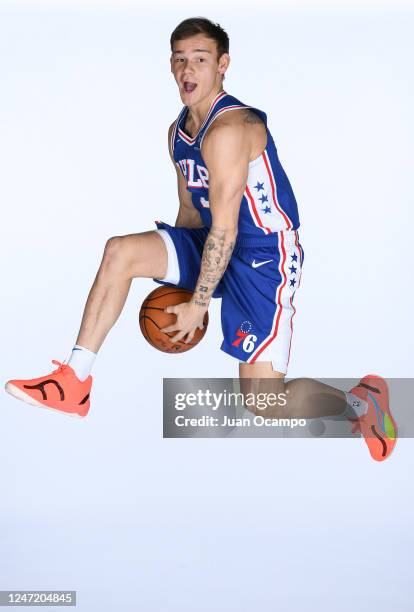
[{"left": 161, "top": 301, "right": 207, "bottom": 344}]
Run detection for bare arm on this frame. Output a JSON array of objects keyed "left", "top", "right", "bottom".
[
  {"left": 168, "top": 122, "right": 203, "bottom": 229},
  {"left": 190, "top": 122, "right": 250, "bottom": 308},
  {"left": 161, "top": 119, "right": 250, "bottom": 343}
]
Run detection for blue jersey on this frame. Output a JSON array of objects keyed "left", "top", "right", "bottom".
[{"left": 170, "top": 90, "right": 300, "bottom": 236}]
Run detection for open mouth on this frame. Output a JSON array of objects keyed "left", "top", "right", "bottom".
[{"left": 183, "top": 81, "right": 197, "bottom": 93}]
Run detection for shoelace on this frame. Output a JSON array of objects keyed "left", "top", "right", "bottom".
[{"left": 51, "top": 359, "right": 70, "bottom": 375}]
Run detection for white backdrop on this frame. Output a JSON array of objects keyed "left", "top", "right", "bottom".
[{"left": 1, "top": 2, "right": 413, "bottom": 611}]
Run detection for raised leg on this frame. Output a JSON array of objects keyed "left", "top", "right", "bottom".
[{"left": 76, "top": 231, "right": 168, "bottom": 353}]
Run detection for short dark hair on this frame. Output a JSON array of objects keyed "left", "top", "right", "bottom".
[{"left": 170, "top": 17, "right": 229, "bottom": 60}]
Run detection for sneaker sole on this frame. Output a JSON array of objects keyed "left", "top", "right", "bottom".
[
  {"left": 5, "top": 383, "right": 86, "bottom": 419},
  {"left": 354, "top": 376, "right": 397, "bottom": 461}
]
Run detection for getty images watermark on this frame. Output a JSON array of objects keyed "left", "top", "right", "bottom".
[
  {"left": 163, "top": 378, "right": 414, "bottom": 439},
  {"left": 173, "top": 388, "right": 307, "bottom": 429}
]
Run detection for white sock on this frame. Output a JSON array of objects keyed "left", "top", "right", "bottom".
[
  {"left": 67, "top": 345, "right": 96, "bottom": 381},
  {"left": 343, "top": 392, "right": 368, "bottom": 418}
]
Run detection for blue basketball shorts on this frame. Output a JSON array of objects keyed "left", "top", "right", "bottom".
[{"left": 153, "top": 221, "right": 304, "bottom": 374}]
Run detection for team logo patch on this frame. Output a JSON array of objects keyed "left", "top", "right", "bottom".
[{"left": 231, "top": 321, "right": 257, "bottom": 353}]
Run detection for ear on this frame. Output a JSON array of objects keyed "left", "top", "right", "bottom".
[{"left": 218, "top": 53, "right": 230, "bottom": 77}]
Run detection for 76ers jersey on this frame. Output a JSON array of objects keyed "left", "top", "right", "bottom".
[{"left": 170, "top": 90, "right": 300, "bottom": 236}]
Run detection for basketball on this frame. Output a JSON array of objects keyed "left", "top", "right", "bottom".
[{"left": 139, "top": 286, "right": 209, "bottom": 353}]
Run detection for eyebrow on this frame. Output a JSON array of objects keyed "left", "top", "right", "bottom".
[{"left": 172, "top": 49, "right": 212, "bottom": 55}]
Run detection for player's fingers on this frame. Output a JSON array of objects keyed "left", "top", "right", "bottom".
[
  {"left": 160, "top": 324, "right": 178, "bottom": 333},
  {"left": 185, "top": 330, "right": 195, "bottom": 344},
  {"left": 198, "top": 323, "right": 204, "bottom": 330},
  {"left": 171, "top": 331, "right": 186, "bottom": 343},
  {"left": 164, "top": 305, "right": 177, "bottom": 314}
]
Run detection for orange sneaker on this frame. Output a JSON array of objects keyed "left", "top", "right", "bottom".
[
  {"left": 5, "top": 360, "right": 92, "bottom": 418},
  {"left": 348, "top": 375, "right": 397, "bottom": 461}
]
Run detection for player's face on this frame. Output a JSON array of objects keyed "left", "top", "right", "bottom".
[{"left": 170, "top": 34, "right": 229, "bottom": 106}]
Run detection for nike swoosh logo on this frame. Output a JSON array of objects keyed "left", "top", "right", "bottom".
[{"left": 252, "top": 259, "right": 273, "bottom": 268}]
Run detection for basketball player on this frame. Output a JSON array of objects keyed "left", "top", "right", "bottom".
[{"left": 5, "top": 18, "right": 397, "bottom": 461}]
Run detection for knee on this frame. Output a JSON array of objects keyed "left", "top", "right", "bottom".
[{"left": 102, "top": 236, "right": 128, "bottom": 270}]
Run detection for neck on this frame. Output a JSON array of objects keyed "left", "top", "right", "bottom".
[{"left": 187, "top": 87, "right": 224, "bottom": 131}]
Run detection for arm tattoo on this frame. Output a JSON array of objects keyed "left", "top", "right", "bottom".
[
  {"left": 191, "top": 227, "right": 236, "bottom": 308},
  {"left": 243, "top": 109, "right": 263, "bottom": 124}
]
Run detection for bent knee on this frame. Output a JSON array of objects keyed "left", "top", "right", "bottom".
[
  {"left": 102, "top": 235, "right": 131, "bottom": 270},
  {"left": 104, "top": 235, "right": 122, "bottom": 253},
  {"left": 102, "top": 232, "right": 167, "bottom": 279}
]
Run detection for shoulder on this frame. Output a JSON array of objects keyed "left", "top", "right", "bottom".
[
  {"left": 204, "top": 109, "right": 253, "bottom": 142},
  {"left": 205, "top": 107, "right": 266, "bottom": 145},
  {"left": 201, "top": 116, "right": 250, "bottom": 172},
  {"left": 203, "top": 117, "right": 247, "bottom": 152},
  {"left": 206, "top": 107, "right": 259, "bottom": 131},
  {"left": 213, "top": 107, "right": 264, "bottom": 128},
  {"left": 202, "top": 109, "right": 265, "bottom": 163}
]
